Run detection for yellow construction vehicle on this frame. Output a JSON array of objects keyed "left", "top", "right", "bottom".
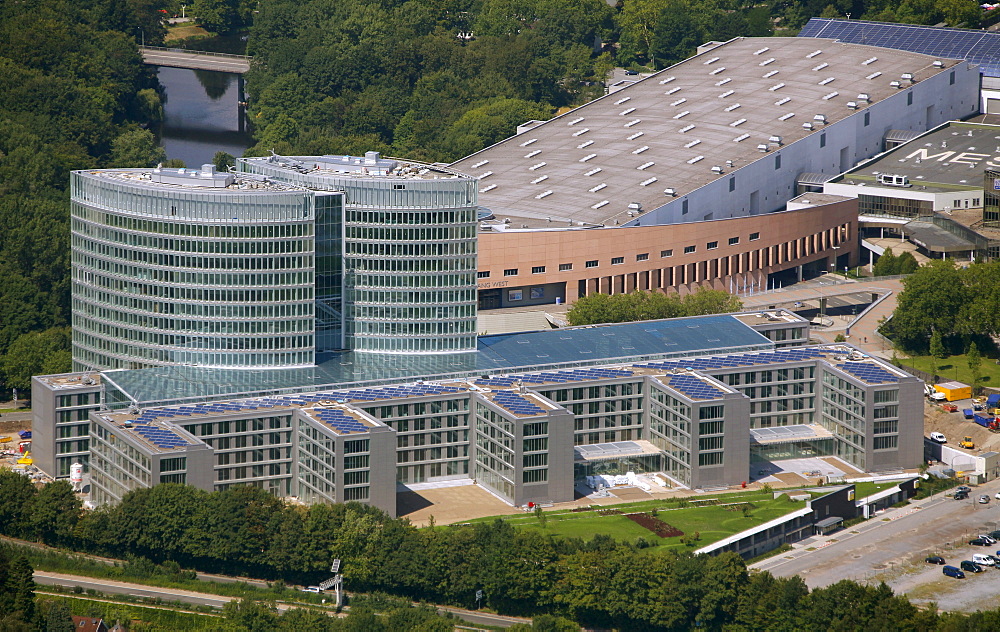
[{"left": 960, "top": 436, "right": 975, "bottom": 449}]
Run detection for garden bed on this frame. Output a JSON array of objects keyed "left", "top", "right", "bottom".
[{"left": 624, "top": 513, "right": 684, "bottom": 538}]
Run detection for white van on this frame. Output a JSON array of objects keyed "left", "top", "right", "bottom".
[{"left": 972, "top": 554, "right": 995, "bottom": 566}]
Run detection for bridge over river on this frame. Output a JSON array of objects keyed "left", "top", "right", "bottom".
[{"left": 140, "top": 46, "right": 252, "bottom": 74}]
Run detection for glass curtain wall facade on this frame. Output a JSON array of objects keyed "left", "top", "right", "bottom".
[
  {"left": 71, "top": 168, "right": 319, "bottom": 371},
  {"left": 239, "top": 155, "right": 479, "bottom": 354}
]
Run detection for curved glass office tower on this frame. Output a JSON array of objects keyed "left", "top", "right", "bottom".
[
  {"left": 240, "top": 154, "right": 478, "bottom": 354},
  {"left": 70, "top": 166, "right": 320, "bottom": 371}
]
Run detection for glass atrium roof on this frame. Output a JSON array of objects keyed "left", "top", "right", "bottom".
[{"left": 101, "top": 314, "right": 772, "bottom": 407}]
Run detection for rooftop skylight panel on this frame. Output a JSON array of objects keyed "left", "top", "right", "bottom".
[
  {"left": 769, "top": 83, "right": 785, "bottom": 91},
  {"left": 806, "top": 50, "right": 823, "bottom": 58},
  {"left": 535, "top": 190, "right": 553, "bottom": 199},
  {"left": 572, "top": 128, "right": 590, "bottom": 136},
  {"left": 589, "top": 183, "right": 607, "bottom": 192},
  {"left": 775, "top": 97, "right": 791, "bottom": 106},
  {"left": 687, "top": 155, "right": 704, "bottom": 164},
  {"left": 577, "top": 139, "right": 594, "bottom": 149},
  {"left": 632, "top": 145, "right": 650, "bottom": 154},
  {"left": 480, "top": 170, "right": 493, "bottom": 178},
  {"left": 818, "top": 77, "right": 835, "bottom": 85},
  {"left": 524, "top": 149, "right": 541, "bottom": 158},
  {"left": 530, "top": 175, "right": 548, "bottom": 184},
  {"left": 762, "top": 70, "right": 778, "bottom": 78},
  {"left": 730, "top": 118, "right": 747, "bottom": 127},
  {"left": 580, "top": 154, "right": 597, "bottom": 162},
  {"left": 862, "top": 57, "right": 878, "bottom": 65},
  {"left": 640, "top": 177, "right": 657, "bottom": 186},
  {"left": 519, "top": 138, "right": 537, "bottom": 147},
  {"left": 812, "top": 62, "right": 829, "bottom": 71},
  {"left": 472, "top": 159, "right": 489, "bottom": 168},
  {"left": 759, "top": 57, "right": 776, "bottom": 66},
  {"left": 637, "top": 161, "right": 654, "bottom": 170},
  {"left": 704, "top": 56, "right": 720, "bottom": 65},
  {"left": 822, "top": 91, "right": 839, "bottom": 100},
  {"left": 710, "top": 67, "right": 726, "bottom": 75},
  {"left": 620, "top": 107, "right": 637, "bottom": 116},
  {"left": 719, "top": 89, "right": 735, "bottom": 98},
  {"left": 592, "top": 200, "right": 609, "bottom": 209},
  {"left": 754, "top": 47, "right": 769, "bottom": 55},
  {"left": 673, "top": 110, "right": 690, "bottom": 119},
  {"left": 671, "top": 98, "right": 687, "bottom": 106},
  {"left": 733, "top": 133, "right": 750, "bottom": 142},
  {"left": 481, "top": 184, "right": 497, "bottom": 192},
  {"left": 866, "top": 71, "right": 882, "bottom": 79},
  {"left": 624, "top": 119, "right": 641, "bottom": 127},
  {"left": 615, "top": 96, "right": 631, "bottom": 104},
  {"left": 724, "top": 103, "right": 741, "bottom": 112},
  {"left": 529, "top": 162, "right": 546, "bottom": 170},
  {"left": 584, "top": 167, "right": 601, "bottom": 176},
  {"left": 684, "top": 139, "right": 701, "bottom": 148},
  {"left": 666, "top": 86, "right": 681, "bottom": 95},
  {"left": 715, "top": 77, "right": 732, "bottom": 86},
  {"left": 679, "top": 124, "right": 696, "bottom": 133},
  {"left": 626, "top": 131, "right": 644, "bottom": 140},
  {"left": 567, "top": 117, "right": 584, "bottom": 125},
  {"left": 779, "top": 112, "right": 795, "bottom": 121},
  {"left": 659, "top": 76, "right": 675, "bottom": 84}
]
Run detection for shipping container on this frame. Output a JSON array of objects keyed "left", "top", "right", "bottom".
[{"left": 935, "top": 381, "right": 972, "bottom": 402}]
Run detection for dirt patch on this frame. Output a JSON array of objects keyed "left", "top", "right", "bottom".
[
  {"left": 772, "top": 472, "right": 810, "bottom": 486},
  {"left": 396, "top": 484, "right": 519, "bottom": 526},
  {"left": 610, "top": 486, "right": 652, "bottom": 501},
  {"left": 624, "top": 512, "right": 684, "bottom": 538},
  {"left": 165, "top": 25, "right": 212, "bottom": 42}
]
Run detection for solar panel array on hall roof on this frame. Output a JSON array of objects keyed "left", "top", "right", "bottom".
[
  {"left": 476, "top": 367, "right": 634, "bottom": 388},
  {"left": 799, "top": 18, "right": 1000, "bottom": 76},
  {"left": 489, "top": 392, "right": 547, "bottom": 417},
  {"left": 664, "top": 375, "right": 726, "bottom": 401},
  {"left": 835, "top": 361, "right": 900, "bottom": 384},
  {"left": 311, "top": 409, "right": 369, "bottom": 434},
  {"left": 636, "top": 347, "right": 829, "bottom": 372},
  {"left": 129, "top": 424, "right": 189, "bottom": 450}
]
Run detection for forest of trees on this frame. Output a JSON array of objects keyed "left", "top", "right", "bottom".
[
  {"left": 566, "top": 288, "right": 744, "bottom": 326},
  {"left": 6, "top": 474, "right": 1000, "bottom": 630}
]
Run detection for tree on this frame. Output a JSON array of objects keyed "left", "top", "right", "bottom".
[
  {"left": 0, "top": 327, "right": 71, "bottom": 391},
  {"left": 30, "top": 481, "right": 81, "bottom": 547},
  {"left": 871, "top": 248, "right": 897, "bottom": 276},
  {"left": 213, "top": 151, "right": 236, "bottom": 172},
  {"left": 968, "top": 341, "right": 982, "bottom": 394},
  {"left": 110, "top": 128, "right": 166, "bottom": 168},
  {"left": 930, "top": 329, "right": 947, "bottom": 360},
  {"left": 650, "top": 1, "right": 704, "bottom": 69},
  {"left": 0, "top": 470, "right": 38, "bottom": 538},
  {"left": 38, "top": 598, "right": 73, "bottom": 632}
]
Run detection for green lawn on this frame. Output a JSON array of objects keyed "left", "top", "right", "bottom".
[
  {"left": 903, "top": 352, "right": 998, "bottom": 391},
  {"left": 467, "top": 492, "right": 806, "bottom": 551},
  {"left": 852, "top": 481, "right": 899, "bottom": 499}
]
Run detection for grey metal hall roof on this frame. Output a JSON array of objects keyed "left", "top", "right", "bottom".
[
  {"left": 449, "top": 36, "right": 959, "bottom": 229},
  {"left": 100, "top": 314, "right": 773, "bottom": 407},
  {"left": 799, "top": 18, "right": 1000, "bottom": 77}
]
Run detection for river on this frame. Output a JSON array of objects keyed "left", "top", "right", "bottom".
[{"left": 157, "top": 66, "right": 252, "bottom": 168}]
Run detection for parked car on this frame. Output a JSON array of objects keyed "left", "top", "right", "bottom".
[
  {"left": 943, "top": 565, "right": 966, "bottom": 578},
  {"left": 958, "top": 485, "right": 972, "bottom": 493},
  {"left": 926, "top": 555, "right": 946, "bottom": 564},
  {"left": 980, "top": 495, "right": 992, "bottom": 504},
  {"left": 299, "top": 586, "right": 321, "bottom": 593},
  {"left": 980, "top": 534, "right": 997, "bottom": 544},
  {"left": 969, "top": 538, "right": 991, "bottom": 546},
  {"left": 624, "top": 69, "right": 639, "bottom": 75},
  {"left": 961, "top": 560, "right": 984, "bottom": 573},
  {"left": 955, "top": 490, "right": 970, "bottom": 500},
  {"left": 973, "top": 554, "right": 995, "bottom": 566},
  {"left": 930, "top": 432, "right": 948, "bottom": 444}
]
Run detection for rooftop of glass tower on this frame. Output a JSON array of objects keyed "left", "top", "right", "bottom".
[{"left": 83, "top": 164, "right": 305, "bottom": 192}]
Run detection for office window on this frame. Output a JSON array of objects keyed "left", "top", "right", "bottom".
[
  {"left": 682, "top": 199, "right": 689, "bottom": 215},
  {"left": 504, "top": 268, "right": 518, "bottom": 276},
  {"left": 774, "top": 154, "right": 781, "bottom": 169},
  {"left": 586, "top": 260, "right": 598, "bottom": 268},
  {"left": 636, "top": 253, "right": 649, "bottom": 261},
  {"left": 950, "top": 70, "right": 956, "bottom": 85},
  {"left": 974, "top": 198, "right": 981, "bottom": 206},
  {"left": 559, "top": 262, "right": 573, "bottom": 271},
  {"left": 728, "top": 237, "right": 739, "bottom": 245},
  {"left": 907, "top": 92, "right": 913, "bottom": 106},
  {"left": 864, "top": 111, "right": 870, "bottom": 126},
  {"left": 477, "top": 271, "right": 490, "bottom": 278},
  {"left": 749, "top": 232, "right": 760, "bottom": 241},
  {"left": 706, "top": 241, "right": 718, "bottom": 250},
  {"left": 684, "top": 245, "right": 696, "bottom": 254},
  {"left": 661, "top": 249, "right": 673, "bottom": 258},
  {"left": 819, "top": 133, "right": 826, "bottom": 148},
  {"left": 729, "top": 176, "right": 735, "bottom": 192},
  {"left": 611, "top": 256, "right": 624, "bottom": 265},
  {"left": 531, "top": 265, "right": 545, "bottom": 274}
]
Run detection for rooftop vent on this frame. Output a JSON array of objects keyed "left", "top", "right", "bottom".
[
  {"left": 813, "top": 114, "right": 827, "bottom": 124},
  {"left": 628, "top": 202, "right": 642, "bottom": 210},
  {"left": 726, "top": 160, "right": 734, "bottom": 167},
  {"left": 901, "top": 73, "right": 914, "bottom": 82},
  {"left": 933, "top": 60, "right": 944, "bottom": 67},
  {"left": 769, "top": 135, "right": 783, "bottom": 145},
  {"left": 757, "top": 144, "right": 770, "bottom": 152},
  {"left": 711, "top": 165, "right": 724, "bottom": 174},
  {"left": 877, "top": 173, "right": 910, "bottom": 187},
  {"left": 802, "top": 122, "right": 814, "bottom": 130},
  {"left": 857, "top": 93, "right": 871, "bottom": 102},
  {"left": 889, "top": 80, "right": 901, "bottom": 88},
  {"left": 664, "top": 188, "right": 677, "bottom": 196},
  {"left": 847, "top": 101, "right": 858, "bottom": 109}
]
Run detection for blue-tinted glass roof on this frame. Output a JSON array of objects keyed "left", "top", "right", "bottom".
[
  {"left": 799, "top": 18, "right": 1000, "bottom": 77},
  {"left": 101, "top": 314, "right": 773, "bottom": 407}
]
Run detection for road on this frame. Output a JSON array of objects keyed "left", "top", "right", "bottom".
[
  {"left": 754, "top": 479, "right": 1000, "bottom": 589},
  {"left": 32, "top": 571, "right": 530, "bottom": 627},
  {"left": 139, "top": 47, "right": 251, "bottom": 73}
]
